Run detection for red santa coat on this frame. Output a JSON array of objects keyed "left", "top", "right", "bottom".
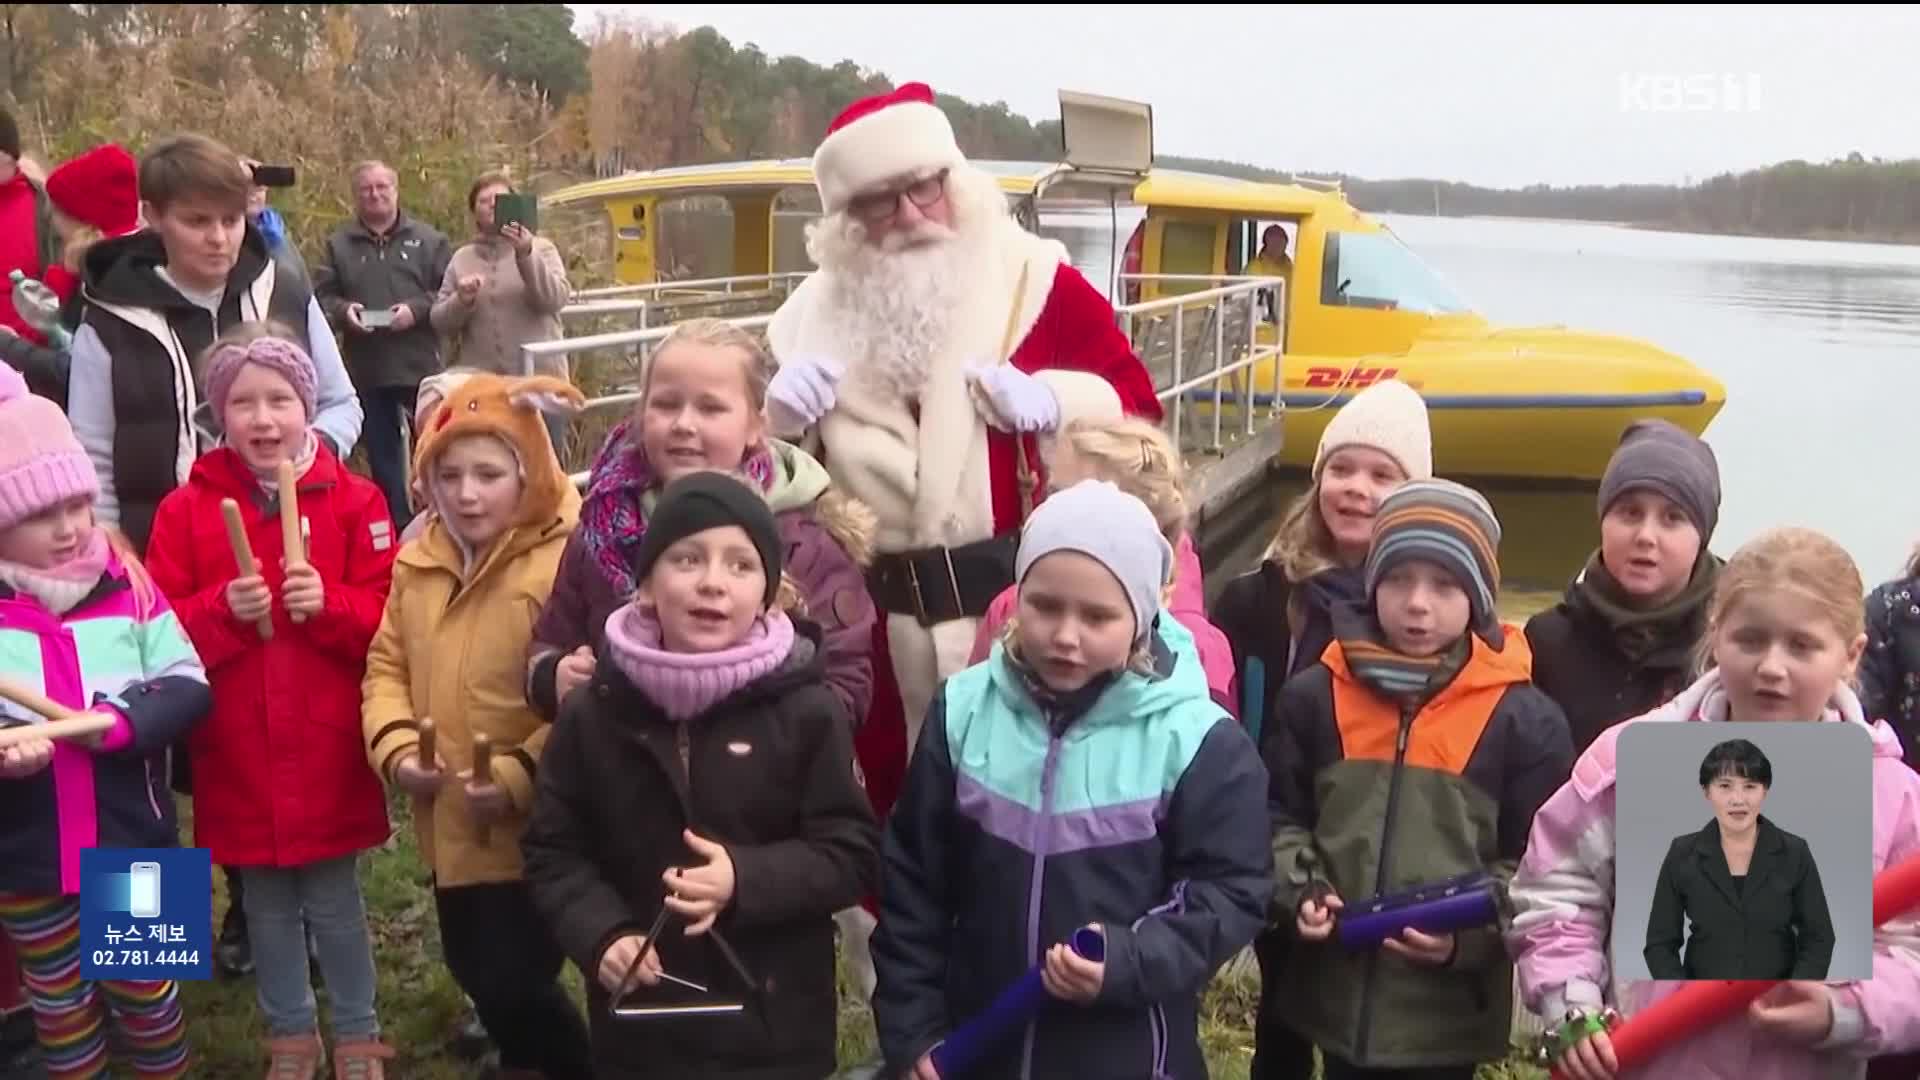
[
  {"left": 768, "top": 219, "right": 1162, "bottom": 823},
  {"left": 145, "top": 445, "right": 396, "bottom": 868}
]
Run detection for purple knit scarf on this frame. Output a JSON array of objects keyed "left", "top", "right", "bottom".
[
  {"left": 578, "top": 419, "right": 778, "bottom": 597},
  {"left": 603, "top": 604, "right": 797, "bottom": 721}
]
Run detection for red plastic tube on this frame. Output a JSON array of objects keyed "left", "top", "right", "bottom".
[{"left": 1550, "top": 851, "right": 1920, "bottom": 1079}]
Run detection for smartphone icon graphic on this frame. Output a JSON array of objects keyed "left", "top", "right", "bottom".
[{"left": 128, "top": 863, "right": 162, "bottom": 919}]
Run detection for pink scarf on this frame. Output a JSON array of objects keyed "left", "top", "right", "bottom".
[
  {"left": 0, "top": 529, "right": 111, "bottom": 615},
  {"left": 603, "top": 604, "right": 796, "bottom": 721}
]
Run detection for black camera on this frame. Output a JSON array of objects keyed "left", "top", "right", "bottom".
[{"left": 249, "top": 163, "right": 296, "bottom": 188}]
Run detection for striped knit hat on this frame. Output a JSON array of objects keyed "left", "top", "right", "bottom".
[{"left": 1365, "top": 478, "right": 1502, "bottom": 632}]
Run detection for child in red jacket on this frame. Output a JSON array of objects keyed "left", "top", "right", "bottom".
[{"left": 145, "top": 324, "right": 398, "bottom": 1079}]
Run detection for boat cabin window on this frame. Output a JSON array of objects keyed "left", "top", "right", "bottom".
[
  {"left": 1320, "top": 230, "right": 1469, "bottom": 314},
  {"left": 1232, "top": 218, "right": 1296, "bottom": 323},
  {"left": 1156, "top": 219, "right": 1219, "bottom": 296},
  {"left": 772, "top": 188, "right": 822, "bottom": 275},
  {"left": 655, "top": 196, "right": 733, "bottom": 281}
]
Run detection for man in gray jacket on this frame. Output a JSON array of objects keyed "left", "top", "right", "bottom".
[{"left": 313, "top": 160, "right": 453, "bottom": 526}]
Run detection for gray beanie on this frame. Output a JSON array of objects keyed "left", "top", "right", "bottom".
[
  {"left": 1597, "top": 419, "right": 1721, "bottom": 540},
  {"left": 1015, "top": 479, "right": 1174, "bottom": 643}
]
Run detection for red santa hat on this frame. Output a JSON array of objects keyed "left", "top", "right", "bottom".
[
  {"left": 813, "top": 82, "right": 966, "bottom": 215},
  {"left": 45, "top": 144, "right": 139, "bottom": 237}
]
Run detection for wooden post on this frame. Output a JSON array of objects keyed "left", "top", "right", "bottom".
[
  {"left": 221, "top": 499, "right": 273, "bottom": 641},
  {"left": 0, "top": 677, "right": 116, "bottom": 748},
  {"left": 473, "top": 733, "right": 494, "bottom": 847},
  {"left": 278, "top": 462, "right": 307, "bottom": 624}
]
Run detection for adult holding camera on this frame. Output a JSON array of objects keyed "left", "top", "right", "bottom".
[
  {"left": 314, "top": 160, "right": 455, "bottom": 527},
  {"left": 431, "top": 172, "right": 572, "bottom": 452},
  {"left": 244, "top": 157, "right": 311, "bottom": 291}
]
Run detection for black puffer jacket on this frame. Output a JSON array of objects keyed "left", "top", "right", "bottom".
[
  {"left": 521, "top": 620, "right": 879, "bottom": 1080},
  {"left": 1863, "top": 573, "right": 1920, "bottom": 765}
]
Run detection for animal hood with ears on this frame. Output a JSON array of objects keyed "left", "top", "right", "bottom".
[{"left": 412, "top": 373, "right": 584, "bottom": 526}]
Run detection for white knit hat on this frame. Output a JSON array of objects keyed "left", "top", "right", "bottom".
[
  {"left": 813, "top": 82, "right": 966, "bottom": 216},
  {"left": 1311, "top": 379, "right": 1433, "bottom": 481}
]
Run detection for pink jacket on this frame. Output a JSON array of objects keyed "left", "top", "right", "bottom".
[
  {"left": 967, "top": 532, "right": 1238, "bottom": 716},
  {"left": 1506, "top": 668, "right": 1920, "bottom": 1078}
]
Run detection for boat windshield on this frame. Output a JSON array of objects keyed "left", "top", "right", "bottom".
[{"left": 1320, "top": 230, "right": 1471, "bottom": 315}]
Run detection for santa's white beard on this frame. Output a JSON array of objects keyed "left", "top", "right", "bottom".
[{"left": 813, "top": 218, "right": 990, "bottom": 403}]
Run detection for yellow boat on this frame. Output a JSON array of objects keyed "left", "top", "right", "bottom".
[{"left": 543, "top": 91, "right": 1725, "bottom": 484}]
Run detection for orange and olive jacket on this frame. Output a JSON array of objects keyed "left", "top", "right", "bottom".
[{"left": 1263, "top": 620, "right": 1573, "bottom": 1070}]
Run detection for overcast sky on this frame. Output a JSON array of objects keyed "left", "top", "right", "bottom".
[{"left": 568, "top": 4, "right": 1919, "bottom": 189}]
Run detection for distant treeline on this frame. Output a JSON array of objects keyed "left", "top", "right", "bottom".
[
  {"left": 1159, "top": 153, "right": 1920, "bottom": 243},
  {"left": 7, "top": 8, "right": 1912, "bottom": 246}
]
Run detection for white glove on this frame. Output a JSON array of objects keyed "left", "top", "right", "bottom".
[
  {"left": 766, "top": 354, "right": 844, "bottom": 435},
  {"left": 967, "top": 364, "right": 1061, "bottom": 433}
]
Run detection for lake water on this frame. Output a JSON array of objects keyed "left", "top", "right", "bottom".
[
  {"left": 1058, "top": 210, "right": 1920, "bottom": 590},
  {"left": 1382, "top": 213, "right": 1920, "bottom": 587}
]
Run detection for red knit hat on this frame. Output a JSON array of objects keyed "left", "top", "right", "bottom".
[
  {"left": 45, "top": 144, "right": 139, "bottom": 237},
  {"left": 813, "top": 82, "right": 965, "bottom": 215}
]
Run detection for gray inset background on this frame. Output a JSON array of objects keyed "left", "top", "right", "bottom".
[{"left": 1613, "top": 721, "right": 1875, "bottom": 981}]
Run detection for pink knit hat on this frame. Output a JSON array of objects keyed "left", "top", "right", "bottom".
[
  {"left": 0, "top": 366, "right": 99, "bottom": 531},
  {"left": 203, "top": 335, "right": 319, "bottom": 423}
]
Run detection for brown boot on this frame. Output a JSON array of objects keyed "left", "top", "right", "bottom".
[
  {"left": 331, "top": 1037, "right": 396, "bottom": 1080},
  {"left": 263, "top": 1033, "right": 323, "bottom": 1080}
]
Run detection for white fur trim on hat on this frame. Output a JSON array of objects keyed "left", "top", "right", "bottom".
[
  {"left": 1311, "top": 378, "right": 1433, "bottom": 481},
  {"left": 814, "top": 101, "right": 965, "bottom": 215}
]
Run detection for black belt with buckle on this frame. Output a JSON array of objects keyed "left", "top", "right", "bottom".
[{"left": 867, "top": 533, "right": 1020, "bottom": 628}]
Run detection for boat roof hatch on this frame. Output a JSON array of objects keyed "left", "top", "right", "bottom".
[{"left": 1040, "top": 89, "right": 1153, "bottom": 201}]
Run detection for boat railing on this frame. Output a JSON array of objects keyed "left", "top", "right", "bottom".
[
  {"left": 523, "top": 274, "right": 1282, "bottom": 485},
  {"left": 1116, "top": 275, "right": 1285, "bottom": 458},
  {"left": 559, "top": 272, "right": 807, "bottom": 337}
]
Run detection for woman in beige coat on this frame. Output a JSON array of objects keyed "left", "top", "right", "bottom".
[{"left": 431, "top": 173, "right": 573, "bottom": 448}]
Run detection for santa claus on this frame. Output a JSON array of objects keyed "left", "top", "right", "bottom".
[{"left": 765, "top": 81, "right": 1162, "bottom": 998}]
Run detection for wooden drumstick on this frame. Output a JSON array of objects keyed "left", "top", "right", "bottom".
[
  {"left": 0, "top": 677, "right": 115, "bottom": 748},
  {"left": 221, "top": 499, "right": 273, "bottom": 641},
  {"left": 473, "top": 733, "right": 495, "bottom": 847},
  {"left": 417, "top": 717, "right": 437, "bottom": 771},
  {"left": 277, "top": 462, "right": 307, "bottom": 624}
]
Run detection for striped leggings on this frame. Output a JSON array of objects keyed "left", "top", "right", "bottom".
[{"left": 0, "top": 894, "right": 188, "bottom": 1079}]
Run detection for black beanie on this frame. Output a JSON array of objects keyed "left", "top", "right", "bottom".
[
  {"left": 0, "top": 107, "right": 17, "bottom": 162},
  {"left": 630, "top": 471, "right": 783, "bottom": 607}
]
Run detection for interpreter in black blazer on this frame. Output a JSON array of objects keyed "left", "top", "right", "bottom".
[{"left": 1643, "top": 738, "right": 1835, "bottom": 980}]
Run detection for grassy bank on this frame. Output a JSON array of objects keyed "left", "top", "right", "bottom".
[{"left": 150, "top": 590, "right": 1565, "bottom": 1077}]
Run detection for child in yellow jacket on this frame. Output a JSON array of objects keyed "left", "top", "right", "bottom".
[{"left": 360, "top": 373, "right": 591, "bottom": 1078}]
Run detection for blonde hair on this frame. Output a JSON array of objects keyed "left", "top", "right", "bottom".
[
  {"left": 1263, "top": 484, "right": 1341, "bottom": 582},
  {"left": 642, "top": 318, "right": 777, "bottom": 416},
  {"left": 1698, "top": 526, "right": 1866, "bottom": 678},
  {"left": 1055, "top": 417, "right": 1189, "bottom": 546}
]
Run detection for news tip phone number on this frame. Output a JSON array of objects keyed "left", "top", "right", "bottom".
[{"left": 90, "top": 950, "right": 200, "bottom": 968}]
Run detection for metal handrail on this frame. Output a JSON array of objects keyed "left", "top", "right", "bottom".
[
  {"left": 530, "top": 275, "right": 1282, "bottom": 485},
  {"left": 571, "top": 272, "right": 810, "bottom": 302}
]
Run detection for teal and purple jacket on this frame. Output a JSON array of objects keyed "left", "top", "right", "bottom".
[
  {"left": 872, "top": 616, "right": 1273, "bottom": 1080},
  {"left": 0, "top": 551, "right": 210, "bottom": 897}
]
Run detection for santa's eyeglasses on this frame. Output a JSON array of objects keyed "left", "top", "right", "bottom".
[{"left": 846, "top": 169, "right": 949, "bottom": 225}]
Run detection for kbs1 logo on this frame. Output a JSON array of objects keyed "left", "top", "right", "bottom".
[
  {"left": 1618, "top": 73, "right": 1763, "bottom": 114},
  {"left": 1299, "top": 366, "right": 1401, "bottom": 390}
]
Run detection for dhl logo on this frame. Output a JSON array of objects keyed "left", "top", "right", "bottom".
[{"left": 1297, "top": 366, "right": 1402, "bottom": 389}]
